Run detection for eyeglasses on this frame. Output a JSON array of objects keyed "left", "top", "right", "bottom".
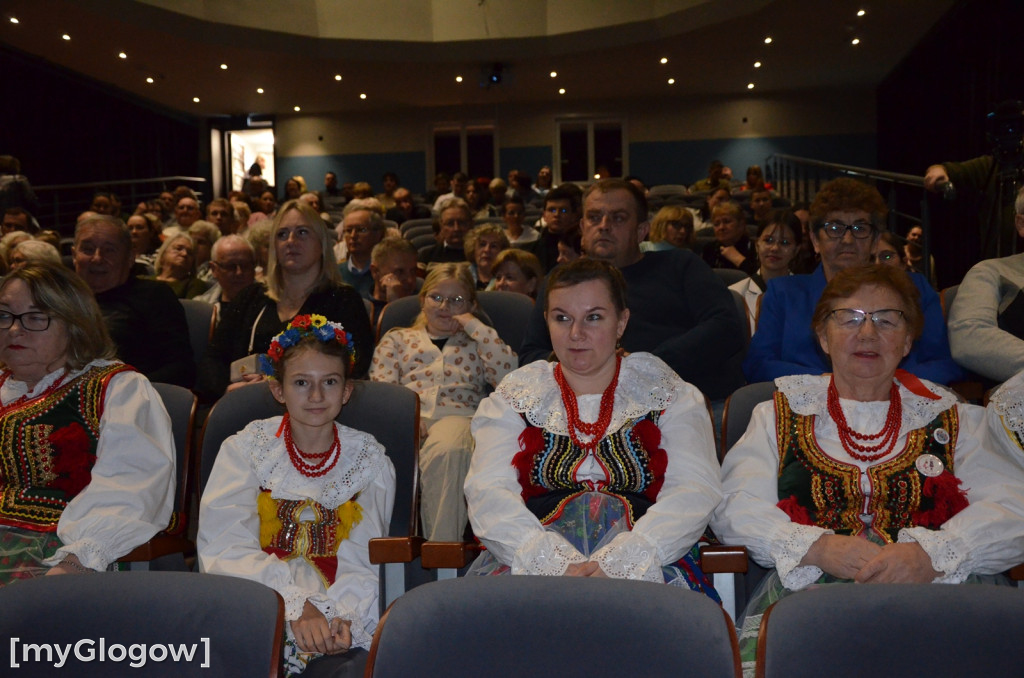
[
  {"left": 212, "top": 261, "right": 255, "bottom": 273},
  {"left": 426, "top": 293, "right": 468, "bottom": 309},
  {"left": 820, "top": 220, "right": 873, "bottom": 239},
  {"left": 829, "top": 308, "right": 905, "bottom": 331},
  {"left": 759, "top": 235, "right": 794, "bottom": 248},
  {"left": 876, "top": 250, "right": 899, "bottom": 262},
  {"left": 0, "top": 311, "right": 52, "bottom": 331}
]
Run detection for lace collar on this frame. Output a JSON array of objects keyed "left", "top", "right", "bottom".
[
  {"left": 496, "top": 353, "right": 681, "bottom": 434},
  {"left": 775, "top": 373, "right": 957, "bottom": 433},
  {"left": 245, "top": 417, "right": 387, "bottom": 509},
  {"left": 0, "top": 359, "right": 120, "bottom": 405},
  {"left": 989, "top": 370, "right": 1024, "bottom": 436}
]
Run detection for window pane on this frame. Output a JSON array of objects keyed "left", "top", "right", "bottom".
[
  {"left": 559, "top": 123, "right": 588, "bottom": 182},
  {"left": 434, "top": 130, "right": 461, "bottom": 176},
  {"left": 466, "top": 130, "right": 494, "bottom": 179}
]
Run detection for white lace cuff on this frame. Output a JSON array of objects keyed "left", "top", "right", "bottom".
[
  {"left": 511, "top": 530, "right": 586, "bottom": 576},
  {"left": 46, "top": 538, "right": 112, "bottom": 572},
  {"left": 282, "top": 585, "right": 313, "bottom": 621},
  {"left": 898, "top": 528, "right": 971, "bottom": 583},
  {"left": 769, "top": 524, "right": 831, "bottom": 591},
  {"left": 307, "top": 595, "right": 374, "bottom": 649},
  {"left": 590, "top": 531, "right": 663, "bottom": 583}
]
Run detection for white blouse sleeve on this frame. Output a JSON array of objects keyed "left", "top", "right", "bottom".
[
  {"left": 312, "top": 458, "right": 395, "bottom": 650},
  {"left": 466, "top": 393, "right": 586, "bottom": 575},
  {"left": 50, "top": 370, "right": 175, "bottom": 571},
  {"left": 590, "top": 383, "right": 722, "bottom": 582},
  {"left": 710, "top": 400, "right": 830, "bottom": 591},
  {"left": 899, "top": 403, "right": 1024, "bottom": 582}
]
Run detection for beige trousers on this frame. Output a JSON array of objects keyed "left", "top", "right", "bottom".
[{"left": 418, "top": 415, "right": 474, "bottom": 541}]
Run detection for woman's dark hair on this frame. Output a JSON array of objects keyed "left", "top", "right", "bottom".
[
  {"left": 757, "top": 210, "right": 803, "bottom": 245},
  {"left": 274, "top": 336, "right": 353, "bottom": 381},
  {"left": 545, "top": 258, "right": 628, "bottom": 314}
]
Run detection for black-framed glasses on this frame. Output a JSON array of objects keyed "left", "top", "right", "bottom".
[
  {"left": 0, "top": 311, "right": 52, "bottom": 331},
  {"left": 829, "top": 308, "right": 904, "bottom": 331},
  {"left": 426, "top": 293, "right": 468, "bottom": 308},
  {"left": 820, "top": 220, "right": 874, "bottom": 239}
]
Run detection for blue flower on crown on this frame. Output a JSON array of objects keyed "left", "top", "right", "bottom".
[{"left": 261, "top": 314, "right": 356, "bottom": 378}]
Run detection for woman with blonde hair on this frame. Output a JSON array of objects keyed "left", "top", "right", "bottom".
[
  {"left": 464, "top": 223, "right": 510, "bottom": 289},
  {"left": 644, "top": 205, "right": 695, "bottom": 252},
  {"left": 199, "top": 200, "right": 373, "bottom": 401},
  {"left": 492, "top": 248, "right": 543, "bottom": 299},
  {"left": 370, "top": 262, "right": 516, "bottom": 541},
  {"left": 148, "top": 233, "right": 210, "bottom": 299}
]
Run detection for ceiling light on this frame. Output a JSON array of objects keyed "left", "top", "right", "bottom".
[
  {"left": 455, "top": 75, "right": 463, "bottom": 83},
  {"left": 660, "top": 57, "right": 668, "bottom": 64},
  {"left": 667, "top": 78, "right": 675, "bottom": 85},
  {"left": 146, "top": 77, "right": 154, "bottom": 84},
  {"left": 256, "top": 87, "right": 264, "bottom": 94},
  {"left": 220, "top": 64, "right": 228, "bottom": 70},
  {"left": 293, "top": 106, "right": 301, "bottom": 112},
  {"left": 193, "top": 97, "right": 200, "bottom": 103},
  {"left": 747, "top": 83, "right": 755, "bottom": 90},
  {"left": 558, "top": 88, "right": 566, "bottom": 95},
  {"left": 62, "top": 34, "right": 70, "bottom": 41},
  {"left": 359, "top": 93, "right": 367, "bottom": 100},
  {"left": 334, "top": 74, "right": 342, "bottom": 81},
  {"left": 764, "top": 36, "right": 772, "bottom": 44},
  {"left": 754, "top": 61, "right": 762, "bottom": 68},
  {"left": 857, "top": 9, "right": 866, "bottom": 17},
  {"left": 550, "top": 71, "right": 557, "bottom": 78},
  {"left": 851, "top": 38, "right": 861, "bottom": 45},
  {"left": 118, "top": 52, "right": 127, "bottom": 59},
  {"left": 9, "top": 17, "right": 18, "bottom": 24}
]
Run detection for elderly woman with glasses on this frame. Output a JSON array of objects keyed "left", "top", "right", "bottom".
[
  {"left": 370, "top": 263, "right": 516, "bottom": 541},
  {"left": 744, "top": 177, "right": 961, "bottom": 385},
  {"left": 714, "top": 263, "right": 1024, "bottom": 676}
]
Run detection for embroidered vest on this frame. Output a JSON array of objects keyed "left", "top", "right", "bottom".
[
  {"left": 513, "top": 411, "right": 667, "bottom": 527},
  {"left": 0, "top": 363, "right": 130, "bottom": 532},
  {"left": 775, "top": 390, "right": 961, "bottom": 543},
  {"left": 257, "top": 490, "right": 363, "bottom": 588}
]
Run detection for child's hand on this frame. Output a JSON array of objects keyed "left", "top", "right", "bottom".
[
  {"left": 291, "top": 601, "right": 337, "bottom": 654},
  {"left": 450, "top": 313, "right": 476, "bottom": 331}
]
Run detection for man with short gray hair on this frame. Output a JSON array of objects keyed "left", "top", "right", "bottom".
[
  {"left": 338, "top": 205, "right": 386, "bottom": 298},
  {"left": 196, "top": 234, "right": 256, "bottom": 324}
]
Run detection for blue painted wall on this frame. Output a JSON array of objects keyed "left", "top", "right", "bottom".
[
  {"left": 629, "top": 134, "right": 877, "bottom": 187},
  {"left": 276, "top": 151, "right": 426, "bottom": 196}
]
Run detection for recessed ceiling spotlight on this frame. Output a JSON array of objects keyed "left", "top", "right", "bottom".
[
  {"left": 851, "top": 38, "right": 861, "bottom": 45},
  {"left": 455, "top": 75, "right": 463, "bottom": 83},
  {"left": 146, "top": 77, "right": 154, "bottom": 84},
  {"left": 293, "top": 106, "right": 301, "bottom": 112},
  {"left": 667, "top": 78, "right": 675, "bottom": 85},
  {"left": 764, "top": 36, "right": 772, "bottom": 44},
  {"left": 359, "top": 93, "right": 367, "bottom": 100},
  {"left": 9, "top": 17, "right": 19, "bottom": 24},
  {"left": 193, "top": 97, "right": 200, "bottom": 103},
  {"left": 62, "top": 34, "right": 71, "bottom": 41},
  {"left": 558, "top": 88, "right": 566, "bottom": 95},
  {"left": 550, "top": 71, "right": 557, "bottom": 78},
  {"left": 747, "top": 83, "right": 755, "bottom": 90},
  {"left": 118, "top": 52, "right": 127, "bottom": 59},
  {"left": 256, "top": 87, "right": 264, "bottom": 94},
  {"left": 857, "top": 9, "right": 866, "bottom": 17},
  {"left": 660, "top": 57, "right": 668, "bottom": 64},
  {"left": 754, "top": 61, "right": 762, "bottom": 68},
  {"left": 220, "top": 64, "right": 228, "bottom": 70},
  {"left": 334, "top": 74, "right": 342, "bottom": 81}
]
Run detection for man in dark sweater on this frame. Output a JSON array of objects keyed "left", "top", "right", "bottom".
[
  {"left": 74, "top": 215, "right": 195, "bottom": 388},
  {"left": 519, "top": 179, "right": 745, "bottom": 401}
]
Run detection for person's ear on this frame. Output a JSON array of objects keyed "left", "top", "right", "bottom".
[
  {"left": 816, "top": 326, "right": 830, "bottom": 356},
  {"left": 809, "top": 229, "right": 823, "bottom": 255},
  {"left": 342, "top": 380, "right": 354, "bottom": 406},
  {"left": 617, "top": 308, "right": 630, "bottom": 338},
  {"left": 269, "top": 379, "right": 285, "bottom": 404}
]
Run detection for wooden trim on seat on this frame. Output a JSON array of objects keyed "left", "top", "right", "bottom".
[
  {"left": 421, "top": 541, "right": 482, "bottom": 569},
  {"left": 722, "top": 605, "right": 743, "bottom": 678},
  {"left": 364, "top": 603, "right": 394, "bottom": 677},
  {"left": 754, "top": 601, "right": 778, "bottom": 678},
  {"left": 700, "top": 544, "right": 749, "bottom": 574},
  {"left": 270, "top": 590, "right": 285, "bottom": 678},
  {"left": 368, "top": 536, "right": 424, "bottom": 564},
  {"left": 118, "top": 535, "right": 195, "bottom": 562}
]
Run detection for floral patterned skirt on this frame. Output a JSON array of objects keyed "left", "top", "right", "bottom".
[
  {"left": 0, "top": 527, "right": 63, "bottom": 586},
  {"left": 468, "top": 491, "right": 720, "bottom": 602}
]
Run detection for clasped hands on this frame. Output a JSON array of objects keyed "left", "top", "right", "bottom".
[
  {"left": 801, "top": 534, "right": 941, "bottom": 584},
  {"left": 291, "top": 601, "right": 352, "bottom": 655},
  {"left": 564, "top": 561, "right": 610, "bottom": 578}
]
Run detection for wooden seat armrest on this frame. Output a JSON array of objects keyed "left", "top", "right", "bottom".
[
  {"left": 118, "top": 535, "right": 195, "bottom": 563},
  {"left": 368, "top": 536, "right": 424, "bottom": 564},
  {"left": 699, "top": 544, "right": 749, "bottom": 574},
  {"left": 421, "top": 541, "right": 482, "bottom": 569},
  {"left": 1008, "top": 564, "right": 1024, "bottom": 581}
]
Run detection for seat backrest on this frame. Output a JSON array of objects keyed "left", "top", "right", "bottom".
[
  {"left": 400, "top": 217, "right": 434, "bottom": 236},
  {"left": 730, "top": 288, "right": 751, "bottom": 345},
  {"left": 199, "top": 380, "right": 420, "bottom": 540},
  {"left": 412, "top": 233, "right": 437, "bottom": 250},
  {"left": 179, "top": 299, "right": 215, "bottom": 362},
  {"left": 720, "top": 381, "right": 776, "bottom": 459},
  {"left": 402, "top": 224, "right": 434, "bottom": 242},
  {"left": 366, "top": 577, "right": 739, "bottom": 678},
  {"left": 0, "top": 572, "right": 283, "bottom": 677},
  {"left": 376, "top": 295, "right": 422, "bottom": 342},
  {"left": 152, "top": 382, "right": 197, "bottom": 527},
  {"left": 475, "top": 290, "right": 535, "bottom": 355},
  {"left": 713, "top": 267, "right": 749, "bottom": 287},
  {"left": 757, "top": 584, "right": 1024, "bottom": 678}
]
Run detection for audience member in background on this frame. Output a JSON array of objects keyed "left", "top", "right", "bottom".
[
  {"left": 323, "top": 171, "right": 347, "bottom": 222},
  {"left": 418, "top": 197, "right": 472, "bottom": 269},
  {"left": 464, "top": 181, "right": 490, "bottom": 219},
  {"left": 533, "top": 165, "right": 553, "bottom": 198},
  {"left": 0, "top": 231, "right": 32, "bottom": 270},
  {"left": 432, "top": 172, "right": 469, "bottom": 212},
  {"left": 8, "top": 239, "right": 61, "bottom": 271},
  {"left": 351, "top": 182, "right": 374, "bottom": 200},
  {"left": 730, "top": 211, "right": 802, "bottom": 335},
  {"left": 744, "top": 177, "right": 961, "bottom": 385},
  {"left": 789, "top": 200, "right": 817, "bottom": 274},
  {"left": 492, "top": 248, "right": 543, "bottom": 299},
  {"left": 466, "top": 258, "right": 721, "bottom": 596},
  {"left": 556, "top": 230, "right": 582, "bottom": 265},
  {"left": 904, "top": 224, "right": 937, "bottom": 287},
  {"left": 643, "top": 205, "right": 695, "bottom": 252},
  {"left": 370, "top": 263, "right": 515, "bottom": 541},
  {"left": 255, "top": 190, "right": 277, "bottom": 224},
  {"left": 188, "top": 220, "right": 220, "bottom": 282},
  {"left": 284, "top": 176, "right": 307, "bottom": 202},
  {"left": 0, "top": 155, "right": 39, "bottom": 215},
  {"left": 520, "top": 179, "right": 745, "bottom": 402},
  {"left": 737, "top": 164, "right": 773, "bottom": 192},
  {"left": 149, "top": 234, "right": 209, "bottom": 299},
  {"left": 3, "top": 207, "right": 37, "bottom": 235},
  {"left": 73, "top": 215, "right": 195, "bottom": 388},
  {"left": 247, "top": 219, "right": 273, "bottom": 283},
  {"left": 198, "top": 200, "right": 373, "bottom": 401},
  {"left": 165, "top": 195, "right": 201, "bottom": 239},
  {"left": 385, "top": 187, "right": 430, "bottom": 226},
  {"left": 690, "top": 160, "right": 732, "bottom": 193},
  {"left": 196, "top": 235, "right": 257, "bottom": 325},
  {"left": 702, "top": 201, "right": 758, "bottom": 274},
  {"left": 874, "top": 231, "right": 908, "bottom": 270},
  {"left": 625, "top": 175, "right": 648, "bottom": 196},
  {"left": 0, "top": 263, "right": 174, "bottom": 584},
  {"left": 749, "top": 187, "right": 773, "bottom": 227},
  {"left": 513, "top": 172, "right": 542, "bottom": 207},
  {"left": 337, "top": 204, "right": 386, "bottom": 299},
  {"left": 529, "top": 185, "right": 581, "bottom": 271},
  {"left": 156, "top": 191, "right": 175, "bottom": 224},
  {"left": 298, "top": 192, "right": 325, "bottom": 219},
  {"left": 368, "top": 238, "right": 419, "bottom": 325},
  {"left": 90, "top": 192, "right": 120, "bottom": 218},
  {"left": 487, "top": 178, "right": 508, "bottom": 216},
  {"left": 377, "top": 171, "right": 400, "bottom": 211},
  {"left": 424, "top": 172, "right": 451, "bottom": 207},
  {"left": 35, "top": 230, "right": 61, "bottom": 250},
  {"left": 206, "top": 198, "right": 239, "bottom": 236},
  {"left": 464, "top": 223, "right": 510, "bottom": 290},
  {"left": 947, "top": 187, "right": 1024, "bottom": 384},
  {"left": 502, "top": 197, "right": 539, "bottom": 246},
  {"left": 714, "top": 264, "right": 1024, "bottom": 675},
  {"left": 696, "top": 186, "right": 732, "bottom": 232}
]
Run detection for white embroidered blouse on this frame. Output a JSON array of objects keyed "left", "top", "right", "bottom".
[
  {"left": 711, "top": 374, "right": 1024, "bottom": 591},
  {"left": 465, "top": 353, "right": 722, "bottom": 582}
]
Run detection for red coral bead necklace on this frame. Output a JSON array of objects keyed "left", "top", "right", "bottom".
[
  {"left": 827, "top": 376, "right": 902, "bottom": 462},
  {"left": 281, "top": 413, "right": 341, "bottom": 477},
  {"left": 554, "top": 355, "right": 621, "bottom": 452}
]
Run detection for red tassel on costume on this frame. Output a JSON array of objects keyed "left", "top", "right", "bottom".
[
  {"left": 912, "top": 472, "right": 969, "bottom": 529},
  {"left": 777, "top": 495, "right": 813, "bottom": 525},
  {"left": 512, "top": 427, "right": 547, "bottom": 500},
  {"left": 632, "top": 419, "right": 667, "bottom": 500},
  {"left": 49, "top": 422, "right": 95, "bottom": 496}
]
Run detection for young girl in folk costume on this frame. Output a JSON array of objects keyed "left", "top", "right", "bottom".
[{"left": 199, "top": 314, "right": 395, "bottom": 676}]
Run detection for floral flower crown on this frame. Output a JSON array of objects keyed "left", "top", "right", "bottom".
[{"left": 259, "top": 314, "right": 356, "bottom": 377}]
